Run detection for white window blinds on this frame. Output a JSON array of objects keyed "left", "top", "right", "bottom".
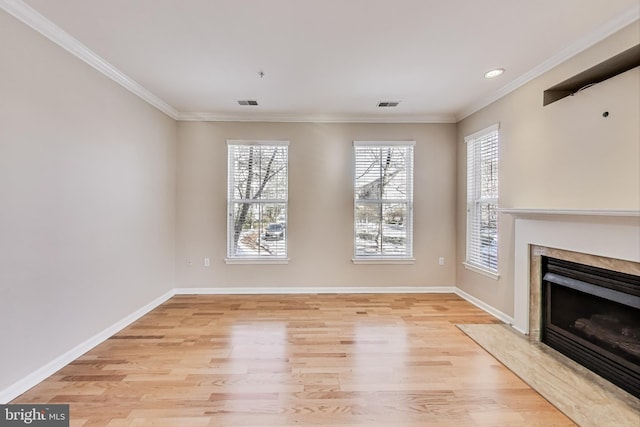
[
  {"left": 227, "top": 141, "right": 288, "bottom": 259},
  {"left": 353, "top": 141, "right": 414, "bottom": 259},
  {"left": 465, "top": 125, "right": 499, "bottom": 274}
]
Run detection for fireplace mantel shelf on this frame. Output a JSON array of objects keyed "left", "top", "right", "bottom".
[{"left": 498, "top": 208, "right": 640, "bottom": 218}]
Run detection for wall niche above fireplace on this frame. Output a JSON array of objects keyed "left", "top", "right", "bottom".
[{"left": 541, "top": 256, "right": 640, "bottom": 398}]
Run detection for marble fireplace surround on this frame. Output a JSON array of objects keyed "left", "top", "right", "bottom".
[
  {"left": 527, "top": 244, "right": 640, "bottom": 343},
  {"left": 502, "top": 208, "right": 640, "bottom": 335}
]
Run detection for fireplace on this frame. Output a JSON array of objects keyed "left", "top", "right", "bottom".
[
  {"left": 503, "top": 210, "right": 640, "bottom": 408},
  {"left": 541, "top": 256, "right": 640, "bottom": 397}
]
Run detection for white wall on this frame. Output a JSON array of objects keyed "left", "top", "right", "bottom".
[
  {"left": 0, "top": 10, "right": 177, "bottom": 393},
  {"left": 176, "top": 121, "right": 457, "bottom": 289},
  {"left": 455, "top": 23, "right": 640, "bottom": 316}
]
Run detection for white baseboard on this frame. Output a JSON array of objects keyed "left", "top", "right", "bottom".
[
  {"left": 0, "top": 289, "right": 175, "bottom": 404},
  {"left": 2, "top": 284, "right": 512, "bottom": 403},
  {"left": 454, "top": 288, "right": 515, "bottom": 325},
  {"left": 175, "top": 286, "right": 456, "bottom": 295}
]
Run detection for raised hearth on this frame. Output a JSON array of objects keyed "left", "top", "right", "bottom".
[{"left": 502, "top": 210, "right": 640, "bottom": 417}]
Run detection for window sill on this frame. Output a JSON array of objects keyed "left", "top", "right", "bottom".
[
  {"left": 463, "top": 262, "right": 500, "bottom": 280},
  {"left": 225, "top": 258, "right": 290, "bottom": 265},
  {"left": 352, "top": 258, "right": 415, "bottom": 265}
]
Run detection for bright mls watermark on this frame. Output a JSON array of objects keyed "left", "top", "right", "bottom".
[{"left": 0, "top": 405, "right": 68, "bottom": 426}]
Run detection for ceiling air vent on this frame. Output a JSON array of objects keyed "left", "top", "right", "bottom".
[
  {"left": 377, "top": 101, "right": 400, "bottom": 107},
  {"left": 238, "top": 100, "right": 258, "bottom": 106}
]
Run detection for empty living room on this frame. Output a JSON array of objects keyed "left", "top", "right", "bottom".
[{"left": 1, "top": 1, "right": 639, "bottom": 426}]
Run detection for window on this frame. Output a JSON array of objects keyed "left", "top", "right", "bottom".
[
  {"left": 227, "top": 141, "right": 288, "bottom": 262},
  {"left": 353, "top": 141, "right": 414, "bottom": 261},
  {"left": 465, "top": 125, "right": 499, "bottom": 277}
]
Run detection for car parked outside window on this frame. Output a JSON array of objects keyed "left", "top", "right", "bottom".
[{"left": 264, "top": 223, "right": 285, "bottom": 240}]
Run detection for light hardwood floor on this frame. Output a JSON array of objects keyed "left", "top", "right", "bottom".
[{"left": 12, "top": 294, "right": 575, "bottom": 426}]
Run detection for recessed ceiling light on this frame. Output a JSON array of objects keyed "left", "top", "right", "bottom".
[{"left": 484, "top": 68, "right": 505, "bottom": 79}]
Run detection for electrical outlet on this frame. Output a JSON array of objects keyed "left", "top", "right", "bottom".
[
  {"left": 438, "top": 257, "right": 445, "bottom": 266},
  {"left": 204, "top": 257, "right": 210, "bottom": 267}
]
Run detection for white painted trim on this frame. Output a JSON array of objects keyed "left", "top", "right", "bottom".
[
  {"left": 462, "top": 262, "right": 500, "bottom": 280},
  {"left": 498, "top": 208, "right": 640, "bottom": 218},
  {"left": 351, "top": 258, "right": 416, "bottom": 265},
  {"left": 176, "top": 112, "right": 457, "bottom": 124},
  {"left": 454, "top": 288, "right": 514, "bottom": 326},
  {"left": 175, "top": 286, "right": 455, "bottom": 295},
  {"left": 3, "top": 0, "right": 636, "bottom": 124},
  {"left": 353, "top": 141, "right": 416, "bottom": 147},
  {"left": 0, "top": 0, "right": 179, "bottom": 119},
  {"left": 0, "top": 284, "right": 521, "bottom": 403},
  {"left": 0, "top": 289, "right": 175, "bottom": 404},
  {"left": 226, "top": 140, "right": 290, "bottom": 147},
  {"left": 511, "top": 217, "right": 640, "bottom": 335},
  {"left": 457, "top": 5, "right": 640, "bottom": 121},
  {"left": 464, "top": 123, "right": 500, "bottom": 143},
  {"left": 224, "top": 258, "right": 290, "bottom": 265}
]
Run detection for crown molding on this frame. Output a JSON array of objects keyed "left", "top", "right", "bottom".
[
  {"left": 3, "top": 0, "right": 637, "bottom": 125},
  {"left": 0, "top": 0, "right": 453, "bottom": 125},
  {"left": 456, "top": 4, "right": 640, "bottom": 121},
  {"left": 0, "top": 0, "right": 179, "bottom": 119},
  {"left": 176, "top": 111, "right": 457, "bottom": 123}
]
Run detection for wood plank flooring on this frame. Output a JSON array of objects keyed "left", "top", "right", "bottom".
[{"left": 12, "top": 294, "right": 576, "bottom": 426}]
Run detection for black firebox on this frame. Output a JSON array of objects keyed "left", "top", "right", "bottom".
[{"left": 541, "top": 256, "right": 640, "bottom": 398}]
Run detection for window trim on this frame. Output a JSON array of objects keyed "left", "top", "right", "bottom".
[
  {"left": 352, "top": 140, "right": 415, "bottom": 263},
  {"left": 463, "top": 261, "right": 500, "bottom": 280},
  {"left": 226, "top": 140, "right": 290, "bottom": 264},
  {"left": 464, "top": 124, "right": 499, "bottom": 278}
]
